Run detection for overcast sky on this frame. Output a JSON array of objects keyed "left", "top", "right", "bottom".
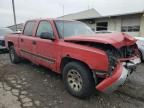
[{"left": 0, "top": 0, "right": 144, "bottom": 27}]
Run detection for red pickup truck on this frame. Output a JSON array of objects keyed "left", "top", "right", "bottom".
[{"left": 5, "top": 19, "right": 141, "bottom": 98}]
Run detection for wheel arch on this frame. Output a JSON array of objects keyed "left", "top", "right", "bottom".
[
  {"left": 8, "top": 41, "right": 14, "bottom": 49},
  {"left": 60, "top": 56, "right": 92, "bottom": 73}
]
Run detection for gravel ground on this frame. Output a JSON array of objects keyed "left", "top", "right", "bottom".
[{"left": 0, "top": 53, "right": 144, "bottom": 108}]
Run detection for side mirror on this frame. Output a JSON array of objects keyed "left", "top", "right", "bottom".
[{"left": 40, "top": 32, "right": 55, "bottom": 40}]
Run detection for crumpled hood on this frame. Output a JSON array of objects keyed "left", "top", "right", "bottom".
[{"left": 64, "top": 33, "right": 137, "bottom": 48}]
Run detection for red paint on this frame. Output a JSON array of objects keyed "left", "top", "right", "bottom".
[
  {"left": 96, "top": 63, "right": 122, "bottom": 91},
  {"left": 64, "top": 33, "right": 137, "bottom": 49},
  {"left": 5, "top": 19, "right": 139, "bottom": 92}
]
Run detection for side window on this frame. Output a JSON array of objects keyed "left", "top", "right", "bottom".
[
  {"left": 23, "top": 21, "right": 36, "bottom": 36},
  {"left": 36, "top": 21, "right": 53, "bottom": 37}
]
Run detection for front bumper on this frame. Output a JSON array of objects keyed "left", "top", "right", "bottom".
[{"left": 96, "top": 57, "right": 141, "bottom": 93}]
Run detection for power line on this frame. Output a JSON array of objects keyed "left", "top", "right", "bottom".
[{"left": 12, "top": 0, "right": 17, "bottom": 30}]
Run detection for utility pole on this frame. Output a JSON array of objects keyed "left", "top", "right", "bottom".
[
  {"left": 12, "top": 0, "right": 17, "bottom": 31},
  {"left": 88, "top": 0, "right": 90, "bottom": 10},
  {"left": 62, "top": 4, "right": 64, "bottom": 37}
]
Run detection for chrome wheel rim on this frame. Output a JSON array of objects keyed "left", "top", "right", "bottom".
[
  {"left": 10, "top": 49, "right": 15, "bottom": 61},
  {"left": 67, "top": 69, "right": 83, "bottom": 92}
]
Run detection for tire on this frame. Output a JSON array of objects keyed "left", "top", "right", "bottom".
[
  {"left": 9, "top": 46, "right": 21, "bottom": 64},
  {"left": 62, "top": 61, "right": 95, "bottom": 98}
]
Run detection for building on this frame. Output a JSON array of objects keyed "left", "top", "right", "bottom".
[
  {"left": 59, "top": 8, "right": 101, "bottom": 20},
  {"left": 7, "top": 23, "right": 24, "bottom": 31},
  {"left": 59, "top": 8, "right": 144, "bottom": 37}
]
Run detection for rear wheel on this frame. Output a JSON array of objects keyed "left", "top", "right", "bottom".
[
  {"left": 62, "top": 61, "right": 95, "bottom": 98},
  {"left": 9, "top": 46, "right": 21, "bottom": 63}
]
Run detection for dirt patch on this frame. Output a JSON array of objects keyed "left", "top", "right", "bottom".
[{"left": 0, "top": 53, "right": 144, "bottom": 108}]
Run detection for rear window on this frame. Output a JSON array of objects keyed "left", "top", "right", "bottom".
[{"left": 23, "top": 21, "right": 36, "bottom": 36}]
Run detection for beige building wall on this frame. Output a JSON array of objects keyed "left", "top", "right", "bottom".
[
  {"left": 85, "top": 17, "right": 123, "bottom": 32},
  {"left": 108, "top": 15, "right": 141, "bottom": 37},
  {"left": 121, "top": 15, "right": 141, "bottom": 37},
  {"left": 108, "top": 18, "right": 116, "bottom": 31},
  {"left": 108, "top": 17, "right": 122, "bottom": 32},
  {"left": 84, "top": 14, "right": 143, "bottom": 37},
  {"left": 140, "top": 14, "right": 144, "bottom": 37}
]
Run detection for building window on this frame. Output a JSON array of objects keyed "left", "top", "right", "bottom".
[
  {"left": 96, "top": 22, "right": 108, "bottom": 31},
  {"left": 121, "top": 26, "right": 140, "bottom": 32}
]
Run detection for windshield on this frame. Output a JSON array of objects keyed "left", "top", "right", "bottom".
[
  {"left": 55, "top": 20, "right": 95, "bottom": 38},
  {"left": 0, "top": 28, "right": 13, "bottom": 36}
]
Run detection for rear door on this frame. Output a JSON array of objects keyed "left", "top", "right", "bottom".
[{"left": 19, "top": 21, "right": 36, "bottom": 61}]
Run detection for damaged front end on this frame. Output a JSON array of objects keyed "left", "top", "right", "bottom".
[
  {"left": 94, "top": 43, "right": 141, "bottom": 93},
  {"left": 106, "top": 44, "right": 140, "bottom": 76},
  {"left": 96, "top": 59, "right": 140, "bottom": 93},
  {"left": 64, "top": 33, "right": 140, "bottom": 93},
  {"left": 71, "top": 41, "right": 141, "bottom": 93}
]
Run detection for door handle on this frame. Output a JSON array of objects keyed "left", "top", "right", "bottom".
[
  {"left": 21, "top": 38, "right": 24, "bottom": 42},
  {"left": 32, "top": 40, "right": 36, "bottom": 45}
]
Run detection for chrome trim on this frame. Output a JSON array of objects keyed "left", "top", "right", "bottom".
[{"left": 20, "top": 49, "right": 56, "bottom": 64}]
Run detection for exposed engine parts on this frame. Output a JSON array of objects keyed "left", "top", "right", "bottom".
[{"left": 73, "top": 41, "right": 139, "bottom": 75}]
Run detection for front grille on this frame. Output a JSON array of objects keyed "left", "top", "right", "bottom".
[
  {"left": 119, "top": 45, "right": 137, "bottom": 58},
  {"left": 0, "top": 40, "right": 5, "bottom": 46}
]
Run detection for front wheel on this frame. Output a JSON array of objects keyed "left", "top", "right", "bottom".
[
  {"left": 9, "top": 46, "right": 21, "bottom": 64},
  {"left": 62, "top": 61, "right": 95, "bottom": 98}
]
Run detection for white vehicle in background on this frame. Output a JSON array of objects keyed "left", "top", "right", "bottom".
[
  {"left": 135, "top": 37, "right": 144, "bottom": 61},
  {"left": 0, "top": 28, "right": 13, "bottom": 51},
  {"left": 95, "top": 30, "right": 117, "bottom": 34},
  {"left": 94, "top": 30, "right": 143, "bottom": 61}
]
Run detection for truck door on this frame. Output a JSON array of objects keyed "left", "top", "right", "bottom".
[
  {"left": 32, "top": 20, "right": 57, "bottom": 71},
  {"left": 19, "top": 21, "right": 36, "bottom": 61}
]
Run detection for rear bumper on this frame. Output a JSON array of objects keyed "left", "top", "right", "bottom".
[
  {"left": 96, "top": 57, "right": 141, "bottom": 93},
  {"left": 0, "top": 45, "right": 7, "bottom": 50}
]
